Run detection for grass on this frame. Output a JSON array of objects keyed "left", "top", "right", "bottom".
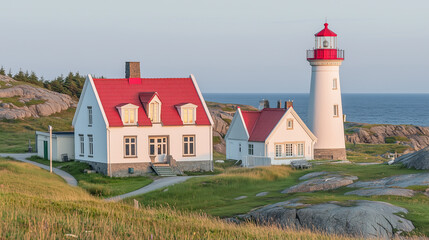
[
  {"left": 0, "top": 108, "right": 75, "bottom": 153},
  {"left": 0, "top": 157, "right": 355, "bottom": 239},
  {"left": 0, "top": 96, "right": 46, "bottom": 107},
  {"left": 27, "top": 156, "right": 153, "bottom": 198},
  {"left": 385, "top": 136, "right": 411, "bottom": 143},
  {"left": 213, "top": 136, "right": 222, "bottom": 145},
  {"left": 346, "top": 143, "right": 410, "bottom": 156},
  {"left": 213, "top": 150, "right": 226, "bottom": 160},
  {"left": 131, "top": 163, "right": 429, "bottom": 236}
]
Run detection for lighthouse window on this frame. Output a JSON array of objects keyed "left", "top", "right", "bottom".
[
  {"left": 333, "top": 105, "right": 339, "bottom": 117},
  {"left": 333, "top": 78, "right": 338, "bottom": 90}
]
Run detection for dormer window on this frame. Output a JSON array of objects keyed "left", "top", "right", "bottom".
[
  {"left": 149, "top": 101, "right": 160, "bottom": 123},
  {"left": 176, "top": 103, "right": 197, "bottom": 125},
  {"left": 139, "top": 92, "right": 162, "bottom": 124},
  {"left": 116, "top": 103, "right": 139, "bottom": 126}
]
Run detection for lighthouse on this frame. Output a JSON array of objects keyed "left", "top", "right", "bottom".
[{"left": 307, "top": 22, "right": 346, "bottom": 160}]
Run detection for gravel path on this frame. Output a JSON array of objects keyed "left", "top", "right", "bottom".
[{"left": 0, "top": 153, "right": 78, "bottom": 186}]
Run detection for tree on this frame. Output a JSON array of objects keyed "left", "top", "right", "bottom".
[{"left": 0, "top": 66, "right": 5, "bottom": 76}]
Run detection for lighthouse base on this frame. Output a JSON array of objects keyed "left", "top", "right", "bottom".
[{"left": 314, "top": 148, "right": 347, "bottom": 160}]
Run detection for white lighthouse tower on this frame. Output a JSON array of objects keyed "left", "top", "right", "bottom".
[{"left": 307, "top": 22, "right": 346, "bottom": 160}]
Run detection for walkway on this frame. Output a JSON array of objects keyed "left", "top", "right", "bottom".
[
  {"left": 106, "top": 176, "right": 195, "bottom": 202},
  {"left": 0, "top": 153, "right": 78, "bottom": 186}
]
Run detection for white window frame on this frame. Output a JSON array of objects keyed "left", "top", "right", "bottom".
[
  {"left": 124, "top": 136, "right": 137, "bottom": 158},
  {"left": 183, "top": 108, "right": 196, "bottom": 124},
  {"left": 285, "top": 144, "right": 293, "bottom": 157},
  {"left": 297, "top": 143, "right": 304, "bottom": 157},
  {"left": 88, "top": 106, "right": 93, "bottom": 126},
  {"left": 149, "top": 136, "right": 168, "bottom": 156},
  {"left": 79, "top": 134, "right": 84, "bottom": 156},
  {"left": 333, "top": 104, "right": 339, "bottom": 117},
  {"left": 149, "top": 101, "right": 160, "bottom": 123},
  {"left": 116, "top": 104, "right": 139, "bottom": 126},
  {"left": 183, "top": 135, "right": 195, "bottom": 156},
  {"left": 333, "top": 78, "right": 338, "bottom": 90},
  {"left": 88, "top": 135, "right": 94, "bottom": 157},
  {"left": 287, "top": 119, "right": 293, "bottom": 130},
  {"left": 275, "top": 144, "right": 282, "bottom": 157},
  {"left": 248, "top": 144, "right": 254, "bottom": 155}
]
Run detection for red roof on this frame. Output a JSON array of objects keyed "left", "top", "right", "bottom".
[
  {"left": 315, "top": 23, "right": 337, "bottom": 37},
  {"left": 241, "top": 108, "right": 286, "bottom": 142},
  {"left": 92, "top": 77, "right": 211, "bottom": 127}
]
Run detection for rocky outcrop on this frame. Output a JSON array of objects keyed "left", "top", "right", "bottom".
[
  {"left": 281, "top": 173, "right": 357, "bottom": 193},
  {"left": 232, "top": 199, "right": 414, "bottom": 239},
  {"left": 345, "top": 187, "right": 415, "bottom": 197},
  {"left": 393, "top": 146, "right": 429, "bottom": 170},
  {"left": 0, "top": 75, "right": 76, "bottom": 119},
  {"left": 345, "top": 122, "right": 429, "bottom": 151},
  {"left": 347, "top": 173, "right": 429, "bottom": 189}
]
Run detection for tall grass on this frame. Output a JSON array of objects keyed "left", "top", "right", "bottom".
[{"left": 0, "top": 158, "right": 355, "bottom": 239}]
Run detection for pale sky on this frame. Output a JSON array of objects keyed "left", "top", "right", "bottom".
[{"left": 1, "top": 0, "right": 428, "bottom": 93}]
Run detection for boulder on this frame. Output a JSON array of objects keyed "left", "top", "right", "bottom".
[
  {"left": 298, "top": 171, "right": 329, "bottom": 181},
  {"left": 348, "top": 173, "right": 429, "bottom": 189},
  {"left": 345, "top": 187, "right": 415, "bottom": 197},
  {"left": 255, "top": 192, "right": 268, "bottom": 197},
  {"left": 393, "top": 146, "right": 429, "bottom": 170},
  {"left": 234, "top": 199, "right": 414, "bottom": 239},
  {"left": 281, "top": 174, "right": 358, "bottom": 193}
]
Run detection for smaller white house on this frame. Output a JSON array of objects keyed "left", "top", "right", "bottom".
[
  {"left": 225, "top": 103, "right": 317, "bottom": 166},
  {"left": 35, "top": 131, "right": 74, "bottom": 161}
]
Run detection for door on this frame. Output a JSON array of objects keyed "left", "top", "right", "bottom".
[
  {"left": 149, "top": 136, "right": 168, "bottom": 162},
  {"left": 43, "top": 141, "right": 48, "bottom": 160}
]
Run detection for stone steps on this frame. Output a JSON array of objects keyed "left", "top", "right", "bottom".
[{"left": 151, "top": 165, "right": 176, "bottom": 176}]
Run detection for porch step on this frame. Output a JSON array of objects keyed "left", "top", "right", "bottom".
[{"left": 151, "top": 165, "right": 177, "bottom": 176}]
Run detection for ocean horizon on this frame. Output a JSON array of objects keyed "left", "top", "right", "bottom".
[{"left": 203, "top": 93, "right": 429, "bottom": 127}]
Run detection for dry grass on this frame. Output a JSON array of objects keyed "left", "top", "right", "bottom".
[
  {"left": 221, "top": 165, "right": 292, "bottom": 181},
  {"left": 0, "top": 158, "right": 357, "bottom": 239}
]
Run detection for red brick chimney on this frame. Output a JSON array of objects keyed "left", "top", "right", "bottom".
[{"left": 285, "top": 100, "right": 293, "bottom": 109}]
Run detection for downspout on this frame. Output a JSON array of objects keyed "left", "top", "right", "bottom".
[
  {"left": 107, "top": 128, "right": 112, "bottom": 177},
  {"left": 210, "top": 126, "right": 213, "bottom": 172}
]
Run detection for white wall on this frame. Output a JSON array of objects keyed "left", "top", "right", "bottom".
[
  {"left": 107, "top": 124, "right": 212, "bottom": 164},
  {"left": 266, "top": 110, "right": 315, "bottom": 165},
  {"left": 56, "top": 135, "right": 75, "bottom": 160},
  {"left": 308, "top": 61, "right": 345, "bottom": 150},
  {"left": 73, "top": 78, "right": 108, "bottom": 164}
]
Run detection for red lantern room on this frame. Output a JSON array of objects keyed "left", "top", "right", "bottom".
[{"left": 307, "top": 23, "right": 344, "bottom": 60}]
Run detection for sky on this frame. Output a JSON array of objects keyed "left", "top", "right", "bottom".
[{"left": 1, "top": 0, "right": 428, "bottom": 93}]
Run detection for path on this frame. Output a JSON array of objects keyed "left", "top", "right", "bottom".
[
  {"left": 106, "top": 176, "right": 195, "bottom": 202},
  {"left": 0, "top": 153, "right": 78, "bottom": 186}
]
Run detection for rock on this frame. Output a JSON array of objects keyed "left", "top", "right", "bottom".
[
  {"left": 393, "top": 146, "right": 429, "bottom": 170},
  {"left": 235, "top": 199, "right": 414, "bottom": 239},
  {"left": 0, "top": 75, "right": 76, "bottom": 119},
  {"left": 348, "top": 173, "right": 429, "bottom": 189},
  {"left": 255, "top": 192, "right": 268, "bottom": 197},
  {"left": 215, "top": 160, "right": 225, "bottom": 163},
  {"left": 163, "top": 188, "right": 168, "bottom": 192},
  {"left": 345, "top": 187, "right": 415, "bottom": 197},
  {"left": 298, "top": 171, "right": 329, "bottom": 180},
  {"left": 281, "top": 174, "right": 358, "bottom": 193},
  {"left": 234, "top": 196, "right": 247, "bottom": 200}
]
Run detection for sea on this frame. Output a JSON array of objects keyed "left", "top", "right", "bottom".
[{"left": 203, "top": 93, "right": 429, "bottom": 127}]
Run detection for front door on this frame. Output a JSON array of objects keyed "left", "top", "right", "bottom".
[
  {"left": 149, "top": 136, "right": 168, "bottom": 162},
  {"left": 43, "top": 141, "right": 48, "bottom": 160}
]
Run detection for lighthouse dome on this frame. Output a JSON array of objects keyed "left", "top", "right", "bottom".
[{"left": 315, "top": 23, "right": 337, "bottom": 37}]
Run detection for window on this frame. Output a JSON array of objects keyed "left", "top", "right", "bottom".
[
  {"left": 239, "top": 143, "right": 241, "bottom": 152},
  {"left": 149, "top": 137, "right": 167, "bottom": 156},
  {"left": 149, "top": 102, "right": 160, "bottom": 122},
  {"left": 285, "top": 144, "right": 293, "bottom": 156},
  {"left": 88, "top": 107, "right": 93, "bottom": 126},
  {"left": 183, "top": 108, "right": 195, "bottom": 124},
  {"left": 79, "top": 134, "right": 84, "bottom": 156},
  {"left": 297, "top": 143, "right": 304, "bottom": 157},
  {"left": 124, "top": 136, "right": 137, "bottom": 157},
  {"left": 183, "top": 135, "right": 195, "bottom": 156},
  {"left": 124, "top": 109, "right": 136, "bottom": 124},
  {"left": 88, "top": 135, "right": 93, "bottom": 157},
  {"left": 275, "top": 144, "right": 282, "bottom": 157},
  {"left": 248, "top": 144, "right": 254, "bottom": 155},
  {"left": 333, "top": 78, "right": 338, "bottom": 90},
  {"left": 333, "top": 104, "right": 339, "bottom": 117},
  {"left": 287, "top": 119, "right": 293, "bottom": 130}
]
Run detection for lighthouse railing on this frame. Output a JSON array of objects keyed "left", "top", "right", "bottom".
[{"left": 307, "top": 49, "right": 344, "bottom": 60}]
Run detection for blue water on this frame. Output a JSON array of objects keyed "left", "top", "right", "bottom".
[{"left": 203, "top": 93, "right": 429, "bottom": 127}]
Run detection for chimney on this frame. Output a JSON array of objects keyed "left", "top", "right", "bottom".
[
  {"left": 125, "top": 62, "right": 141, "bottom": 78},
  {"left": 285, "top": 100, "right": 293, "bottom": 109},
  {"left": 264, "top": 99, "right": 270, "bottom": 109},
  {"left": 277, "top": 100, "right": 282, "bottom": 108}
]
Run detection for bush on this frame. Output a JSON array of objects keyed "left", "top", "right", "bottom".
[{"left": 385, "top": 136, "right": 410, "bottom": 143}]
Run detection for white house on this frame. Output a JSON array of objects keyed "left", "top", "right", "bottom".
[
  {"left": 72, "top": 62, "right": 213, "bottom": 177},
  {"left": 225, "top": 103, "right": 317, "bottom": 166},
  {"left": 35, "top": 131, "right": 74, "bottom": 161}
]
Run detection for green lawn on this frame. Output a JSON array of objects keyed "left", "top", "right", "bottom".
[
  {"left": 27, "top": 156, "right": 153, "bottom": 198},
  {"left": 0, "top": 108, "right": 75, "bottom": 153},
  {"left": 345, "top": 143, "right": 410, "bottom": 163},
  {"left": 130, "top": 163, "right": 429, "bottom": 236}
]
